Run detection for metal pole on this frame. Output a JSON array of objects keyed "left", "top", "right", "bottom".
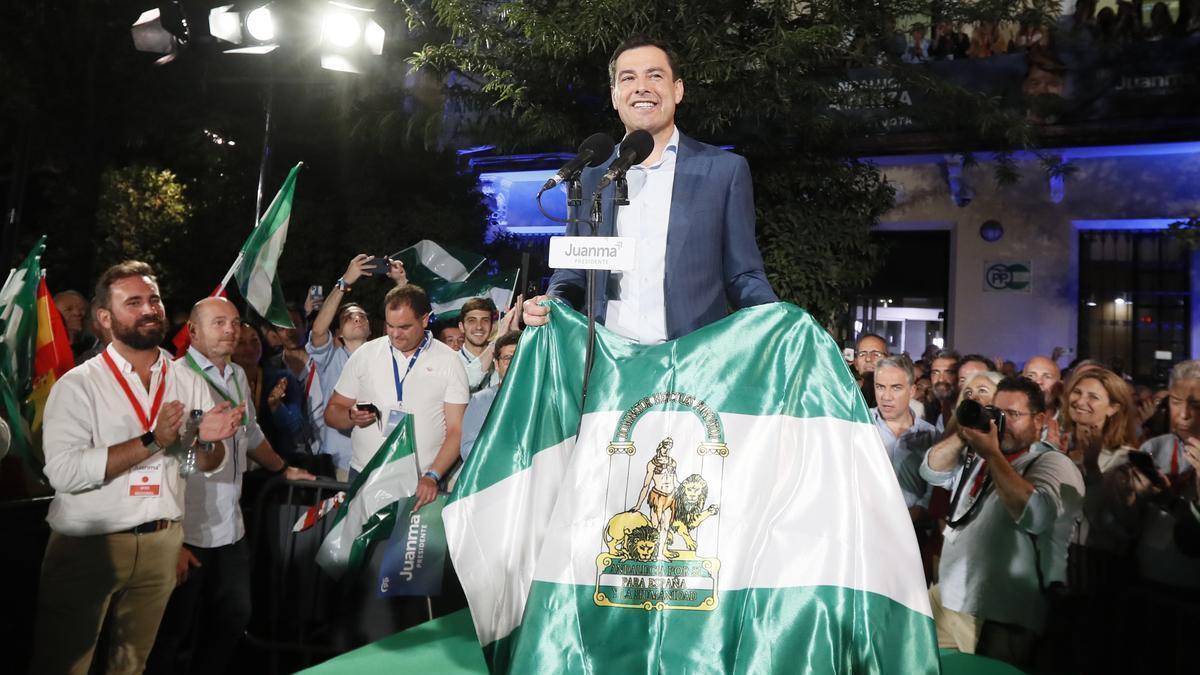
[{"left": 254, "top": 75, "right": 275, "bottom": 225}]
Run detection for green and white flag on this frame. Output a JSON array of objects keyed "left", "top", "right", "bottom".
[
  {"left": 0, "top": 238, "right": 45, "bottom": 464},
  {"left": 393, "top": 240, "right": 486, "bottom": 289},
  {"left": 234, "top": 163, "right": 301, "bottom": 328},
  {"left": 446, "top": 302, "right": 938, "bottom": 673},
  {"left": 0, "top": 237, "right": 45, "bottom": 392},
  {"left": 317, "top": 416, "right": 419, "bottom": 578},
  {"left": 429, "top": 270, "right": 517, "bottom": 322}
]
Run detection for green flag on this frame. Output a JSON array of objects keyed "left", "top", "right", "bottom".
[
  {"left": 428, "top": 269, "right": 517, "bottom": 322},
  {"left": 316, "top": 416, "right": 419, "bottom": 578},
  {"left": 446, "top": 302, "right": 939, "bottom": 673},
  {"left": 0, "top": 238, "right": 45, "bottom": 464},
  {"left": 393, "top": 240, "right": 485, "bottom": 290},
  {"left": 234, "top": 163, "right": 301, "bottom": 328}
]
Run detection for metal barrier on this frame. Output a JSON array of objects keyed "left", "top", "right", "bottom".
[{"left": 243, "top": 474, "right": 350, "bottom": 674}]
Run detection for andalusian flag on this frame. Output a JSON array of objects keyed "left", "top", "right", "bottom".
[
  {"left": 447, "top": 303, "right": 938, "bottom": 673},
  {"left": 429, "top": 270, "right": 517, "bottom": 322},
  {"left": 316, "top": 416, "right": 419, "bottom": 578},
  {"left": 0, "top": 238, "right": 45, "bottom": 465},
  {"left": 28, "top": 275, "right": 75, "bottom": 431},
  {"left": 393, "top": 240, "right": 485, "bottom": 289},
  {"left": 234, "top": 163, "right": 302, "bottom": 328}
]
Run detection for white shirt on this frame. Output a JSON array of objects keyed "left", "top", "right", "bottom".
[
  {"left": 181, "top": 347, "right": 267, "bottom": 548},
  {"left": 42, "top": 344, "right": 222, "bottom": 536},
  {"left": 920, "top": 443, "right": 1084, "bottom": 633},
  {"left": 333, "top": 333, "right": 470, "bottom": 472},
  {"left": 459, "top": 344, "right": 499, "bottom": 393},
  {"left": 605, "top": 126, "right": 679, "bottom": 345}
]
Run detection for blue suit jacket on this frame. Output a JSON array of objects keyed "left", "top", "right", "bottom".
[{"left": 546, "top": 132, "right": 778, "bottom": 340}]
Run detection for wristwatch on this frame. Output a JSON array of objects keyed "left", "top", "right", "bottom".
[
  {"left": 334, "top": 277, "right": 352, "bottom": 293},
  {"left": 140, "top": 431, "right": 160, "bottom": 454},
  {"left": 422, "top": 470, "right": 441, "bottom": 483}
]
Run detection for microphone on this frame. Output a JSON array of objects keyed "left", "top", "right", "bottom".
[
  {"left": 540, "top": 132, "right": 615, "bottom": 192},
  {"left": 594, "top": 130, "right": 654, "bottom": 193}
]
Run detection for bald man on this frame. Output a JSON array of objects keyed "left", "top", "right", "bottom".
[
  {"left": 147, "top": 297, "right": 313, "bottom": 675},
  {"left": 1021, "top": 356, "right": 1061, "bottom": 403}
]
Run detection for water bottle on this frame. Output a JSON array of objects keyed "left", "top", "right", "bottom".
[{"left": 179, "top": 409, "right": 204, "bottom": 477}]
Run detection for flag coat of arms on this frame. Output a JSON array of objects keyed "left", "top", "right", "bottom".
[{"left": 446, "top": 302, "right": 938, "bottom": 674}]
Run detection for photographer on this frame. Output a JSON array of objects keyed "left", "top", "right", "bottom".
[{"left": 920, "top": 377, "right": 1083, "bottom": 668}]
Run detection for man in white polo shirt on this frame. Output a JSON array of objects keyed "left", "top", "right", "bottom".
[
  {"left": 31, "top": 261, "right": 243, "bottom": 675},
  {"left": 324, "top": 284, "right": 469, "bottom": 508},
  {"left": 146, "top": 296, "right": 314, "bottom": 675}
]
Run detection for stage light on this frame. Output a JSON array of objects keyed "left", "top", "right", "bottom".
[
  {"left": 322, "top": 10, "right": 362, "bottom": 49},
  {"left": 246, "top": 5, "right": 276, "bottom": 42},
  {"left": 131, "top": 4, "right": 189, "bottom": 66},
  {"left": 1114, "top": 295, "right": 1127, "bottom": 306},
  {"left": 318, "top": 2, "right": 385, "bottom": 73},
  {"left": 208, "top": 5, "right": 242, "bottom": 44}
]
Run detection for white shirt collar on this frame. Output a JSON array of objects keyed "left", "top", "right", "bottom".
[
  {"left": 105, "top": 343, "right": 167, "bottom": 375},
  {"left": 630, "top": 126, "right": 680, "bottom": 171},
  {"left": 186, "top": 346, "right": 231, "bottom": 379}
]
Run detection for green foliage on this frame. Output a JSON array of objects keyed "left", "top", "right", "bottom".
[
  {"left": 94, "top": 166, "right": 192, "bottom": 298},
  {"left": 756, "top": 157, "right": 894, "bottom": 328}
]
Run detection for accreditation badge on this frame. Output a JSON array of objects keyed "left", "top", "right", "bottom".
[
  {"left": 384, "top": 408, "right": 408, "bottom": 437},
  {"left": 128, "top": 458, "right": 164, "bottom": 497}
]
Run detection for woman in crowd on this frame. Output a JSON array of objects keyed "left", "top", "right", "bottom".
[{"left": 1060, "top": 368, "right": 1142, "bottom": 583}]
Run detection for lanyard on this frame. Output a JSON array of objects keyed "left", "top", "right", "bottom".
[
  {"left": 183, "top": 352, "right": 248, "bottom": 425},
  {"left": 391, "top": 332, "right": 431, "bottom": 403},
  {"left": 969, "top": 448, "right": 1030, "bottom": 497},
  {"left": 101, "top": 350, "right": 168, "bottom": 433},
  {"left": 1171, "top": 437, "right": 1180, "bottom": 476},
  {"left": 305, "top": 360, "right": 317, "bottom": 399}
]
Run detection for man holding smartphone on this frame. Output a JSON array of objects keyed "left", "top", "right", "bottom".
[
  {"left": 307, "top": 254, "right": 406, "bottom": 481},
  {"left": 323, "top": 285, "right": 468, "bottom": 507}
]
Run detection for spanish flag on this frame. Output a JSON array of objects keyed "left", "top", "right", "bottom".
[{"left": 28, "top": 275, "right": 74, "bottom": 431}]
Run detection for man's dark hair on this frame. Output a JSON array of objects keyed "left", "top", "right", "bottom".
[
  {"left": 608, "top": 36, "right": 681, "bottom": 86},
  {"left": 384, "top": 284, "right": 432, "bottom": 317},
  {"left": 996, "top": 376, "right": 1047, "bottom": 415},
  {"left": 337, "top": 302, "right": 366, "bottom": 326},
  {"left": 931, "top": 349, "right": 961, "bottom": 367},
  {"left": 460, "top": 297, "right": 496, "bottom": 319},
  {"left": 960, "top": 353, "right": 996, "bottom": 372},
  {"left": 94, "top": 261, "right": 157, "bottom": 311},
  {"left": 494, "top": 330, "right": 521, "bottom": 354}
]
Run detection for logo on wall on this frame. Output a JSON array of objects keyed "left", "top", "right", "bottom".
[
  {"left": 595, "top": 392, "right": 727, "bottom": 612},
  {"left": 984, "top": 261, "right": 1032, "bottom": 292}
]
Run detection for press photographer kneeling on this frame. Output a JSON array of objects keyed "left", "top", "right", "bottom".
[{"left": 918, "top": 377, "right": 1084, "bottom": 668}]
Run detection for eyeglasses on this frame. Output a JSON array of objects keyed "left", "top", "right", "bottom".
[
  {"left": 497, "top": 354, "right": 514, "bottom": 363},
  {"left": 856, "top": 350, "right": 887, "bottom": 359},
  {"left": 995, "top": 408, "right": 1034, "bottom": 420}
]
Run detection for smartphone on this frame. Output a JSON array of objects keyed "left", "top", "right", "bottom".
[
  {"left": 1125, "top": 451, "right": 1168, "bottom": 490},
  {"left": 309, "top": 284, "right": 324, "bottom": 301},
  {"left": 365, "top": 257, "right": 391, "bottom": 275},
  {"left": 355, "top": 402, "right": 381, "bottom": 416}
]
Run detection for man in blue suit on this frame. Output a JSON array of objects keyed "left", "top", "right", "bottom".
[{"left": 522, "top": 36, "right": 777, "bottom": 343}]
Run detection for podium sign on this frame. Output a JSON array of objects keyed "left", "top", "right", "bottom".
[{"left": 548, "top": 237, "right": 636, "bottom": 271}]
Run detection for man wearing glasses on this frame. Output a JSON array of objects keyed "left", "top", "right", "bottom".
[
  {"left": 918, "top": 377, "right": 1083, "bottom": 669},
  {"left": 852, "top": 333, "right": 889, "bottom": 376},
  {"left": 460, "top": 330, "right": 521, "bottom": 461}
]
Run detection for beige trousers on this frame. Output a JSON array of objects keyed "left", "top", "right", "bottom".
[
  {"left": 929, "top": 584, "right": 981, "bottom": 653},
  {"left": 30, "top": 522, "right": 183, "bottom": 675}
]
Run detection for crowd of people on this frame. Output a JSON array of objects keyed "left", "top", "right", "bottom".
[
  {"left": 26, "top": 254, "right": 523, "bottom": 674},
  {"left": 852, "top": 333, "right": 1200, "bottom": 669},
  {"left": 894, "top": 1, "right": 1200, "bottom": 64}
]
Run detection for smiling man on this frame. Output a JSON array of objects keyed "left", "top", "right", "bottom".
[{"left": 523, "top": 36, "right": 777, "bottom": 343}]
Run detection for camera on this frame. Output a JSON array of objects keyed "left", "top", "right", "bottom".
[{"left": 956, "top": 398, "right": 1005, "bottom": 438}]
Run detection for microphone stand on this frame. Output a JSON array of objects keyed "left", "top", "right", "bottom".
[{"left": 579, "top": 190, "right": 603, "bottom": 415}]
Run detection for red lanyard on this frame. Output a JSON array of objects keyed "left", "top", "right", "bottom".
[
  {"left": 1171, "top": 437, "right": 1180, "bottom": 477},
  {"left": 969, "top": 448, "right": 1030, "bottom": 497},
  {"left": 305, "top": 360, "right": 317, "bottom": 399},
  {"left": 101, "top": 350, "right": 168, "bottom": 432}
]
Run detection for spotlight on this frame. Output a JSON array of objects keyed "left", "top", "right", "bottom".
[
  {"left": 318, "top": 2, "right": 385, "bottom": 74},
  {"left": 131, "top": 4, "right": 190, "bottom": 66},
  {"left": 322, "top": 10, "right": 362, "bottom": 49},
  {"left": 209, "top": 4, "right": 278, "bottom": 54},
  {"left": 246, "top": 6, "right": 276, "bottom": 42},
  {"left": 1114, "top": 295, "right": 1128, "bottom": 306}
]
